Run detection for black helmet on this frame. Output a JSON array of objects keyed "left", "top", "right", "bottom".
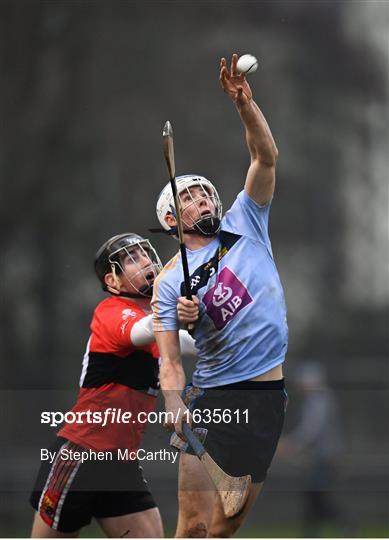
[{"left": 94, "top": 233, "right": 162, "bottom": 297}]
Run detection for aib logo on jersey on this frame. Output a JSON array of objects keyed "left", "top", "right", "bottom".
[{"left": 203, "top": 267, "right": 252, "bottom": 329}]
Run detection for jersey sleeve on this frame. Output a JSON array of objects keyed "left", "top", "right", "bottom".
[
  {"left": 222, "top": 190, "right": 273, "bottom": 252},
  {"left": 151, "top": 272, "right": 180, "bottom": 332}
]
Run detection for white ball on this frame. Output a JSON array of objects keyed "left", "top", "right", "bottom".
[{"left": 236, "top": 54, "right": 258, "bottom": 75}]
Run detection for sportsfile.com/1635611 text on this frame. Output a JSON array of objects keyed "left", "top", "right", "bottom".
[{"left": 41, "top": 408, "right": 249, "bottom": 427}]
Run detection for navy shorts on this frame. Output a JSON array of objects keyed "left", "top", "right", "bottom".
[
  {"left": 172, "top": 378, "right": 287, "bottom": 483},
  {"left": 30, "top": 438, "right": 156, "bottom": 533}
]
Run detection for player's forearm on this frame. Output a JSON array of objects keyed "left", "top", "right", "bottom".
[
  {"left": 160, "top": 356, "right": 188, "bottom": 434},
  {"left": 160, "top": 357, "right": 186, "bottom": 395},
  {"left": 159, "top": 356, "right": 186, "bottom": 419},
  {"left": 154, "top": 330, "right": 186, "bottom": 395},
  {"left": 130, "top": 315, "right": 197, "bottom": 353},
  {"left": 178, "top": 329, "right": 197, "bottom": 357},
  {"left": 237, "top": 99, "right": 278, "bottom": 165},
  {"left": 130, "top": 314, "right": 154, "bottom": 346}
]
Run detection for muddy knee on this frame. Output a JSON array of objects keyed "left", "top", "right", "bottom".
[{"left": 185, "top": 521, "right": 208, "bottom": 537}]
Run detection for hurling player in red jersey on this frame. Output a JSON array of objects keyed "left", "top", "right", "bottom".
[{"left": 30, "top": 233, "right": 196, "bottom": 538}]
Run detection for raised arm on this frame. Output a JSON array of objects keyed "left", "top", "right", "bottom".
[
  {"left": 154, "top": 330, "right": 189, "bottom": 437},
  {"left": 220, "top": 54, "right": 278, "bottom": 205}
]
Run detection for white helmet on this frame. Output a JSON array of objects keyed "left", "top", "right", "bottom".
[{"left": 156, "top": 175, "right": 222, "bottom": 236}]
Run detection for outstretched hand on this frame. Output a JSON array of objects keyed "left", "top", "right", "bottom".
[{"left": 219, "top": 53, "right": 253, "bottom": 106}]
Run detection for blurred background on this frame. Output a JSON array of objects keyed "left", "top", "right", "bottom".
[{"left": 0, "top": 0, "right": 388, "bottom": 537}]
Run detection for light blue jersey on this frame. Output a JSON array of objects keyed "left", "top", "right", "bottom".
[{"left": 152, "top": 190, "right": 288, "bottom": 388}]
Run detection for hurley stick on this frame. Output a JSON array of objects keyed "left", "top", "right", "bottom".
[
  {"left": 163, "top": 120, "right": 194, "bottom": 330},
  {"left": 182, "top": 423, "right": 252, "bottom": 518}
]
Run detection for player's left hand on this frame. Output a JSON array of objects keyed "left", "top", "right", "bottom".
[
  {"left": 177, "top": 295, "right": 200, "bottom": 323},
  {"left": 164, "top": 395, "right": 192, "bottom": 440},
  {"left": 219, "top": 53, "right": 253, "bottom": 106}
]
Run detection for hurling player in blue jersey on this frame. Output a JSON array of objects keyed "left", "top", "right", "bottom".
[{"left": 151, "top": 54, "right": 288, "bottom": 537}]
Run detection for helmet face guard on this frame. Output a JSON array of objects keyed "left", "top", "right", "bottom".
[
  {"left": 178, "top": 180, "right": 222, "bottom": 236},
  {"left": 156, "top": 175, "right": 222, "bottom": 237},
  {"left": 94, "top": 234, "right": 162, "bottom": 297}
]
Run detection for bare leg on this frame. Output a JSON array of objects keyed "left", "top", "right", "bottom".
[
  {"left": 31, "top": 512, "right": 79, "bottom": 538},
  {"left": 175, "top": 453, "right": 217, "bottom": 537},
  {"left": 209, "top": 483, "right": 263, "bottom": 537},
  {"left": 97, "top": 507, "right": 164, "bottom": 538},
  {"left": 176, "top": 451, "right": 263, "bottom": 538}
]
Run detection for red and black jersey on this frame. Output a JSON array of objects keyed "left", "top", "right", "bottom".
[{"left": 58, "top": 296, "right": 159, "bottom": 454}]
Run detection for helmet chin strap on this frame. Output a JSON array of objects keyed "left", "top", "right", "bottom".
[
  {"left": 118, "top": 290, "right": 152, "bottom": 299},
  {"left": 149, "top": 219, "right": 220, "bottom": 238},
  {"left": 107, "top": 286, "right": 153, "bottom": 299},
  {"left": 193, "top": 216, "right": 221, "bottom": 236}
]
